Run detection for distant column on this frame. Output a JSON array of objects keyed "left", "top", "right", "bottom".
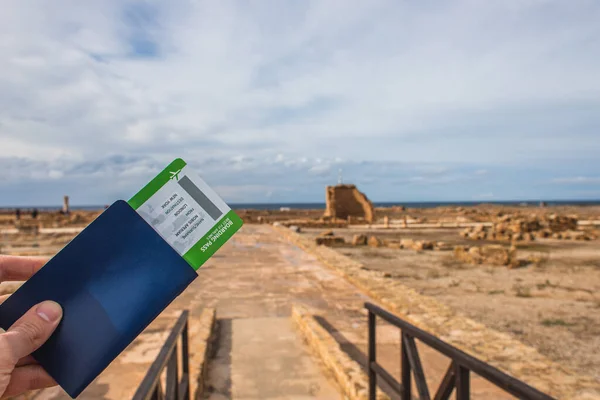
[
  {"left": 62, "top": 196, "right": 70, "bottom": 214},
  {"left": 384, "top": 216, "right": 389, "bottom": 229}
]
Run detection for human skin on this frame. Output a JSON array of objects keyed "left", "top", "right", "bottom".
[{"left": 0, "top": 255, "right": 63, "bottom": 399}]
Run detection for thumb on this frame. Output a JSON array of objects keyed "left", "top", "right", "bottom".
[{"left": 0, "top": 301, "right": 62, "bottom": 365}]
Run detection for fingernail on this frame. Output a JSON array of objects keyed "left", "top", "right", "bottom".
[{"left": 36, "top": 301, "right": 62, "bottom": 323}]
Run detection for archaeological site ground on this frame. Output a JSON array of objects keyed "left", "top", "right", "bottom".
[{"left": 1, "top": 188, "right": 600, "bottom": 399}]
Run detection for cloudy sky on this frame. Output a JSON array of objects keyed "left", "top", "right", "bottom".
[{"left": 1, "top": 0, "right": 599, "bottom": 206}]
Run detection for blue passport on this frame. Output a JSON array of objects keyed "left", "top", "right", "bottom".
[
  {"left": 0, "top": 159, "right": 243, "bottom": 397},
  {"left": 0, "top": 201, "right": 198, "bottom": 397}
]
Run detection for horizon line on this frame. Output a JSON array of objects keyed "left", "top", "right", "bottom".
[{"left": 1, "top": 198, "right": 600, "bottom": 210}]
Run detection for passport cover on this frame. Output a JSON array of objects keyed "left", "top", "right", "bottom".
[{"left": 0, "top": 200, "right": 198, "bottom": 398}]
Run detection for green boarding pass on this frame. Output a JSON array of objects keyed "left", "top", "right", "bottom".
[{"left": 128, "top": 158, "right": 243, "bottom": 270}]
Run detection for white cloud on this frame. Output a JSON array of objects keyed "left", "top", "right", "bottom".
[
  {"left": 308, "top": 163, "right": 331, "bottom": 176},
  {"left": 0, "top": 154, "right": 597, "bottom": 205},
  {"left": 0, "top": 0, "right": 599, "bottom": 203}
]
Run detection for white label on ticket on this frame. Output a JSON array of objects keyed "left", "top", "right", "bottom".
[{"left": 135, "top": 165, "right": 231, "bottom": 255}]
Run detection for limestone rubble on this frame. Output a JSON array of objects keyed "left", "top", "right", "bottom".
[
  {"left": 454, "top": 244, "right": 518, "bottom": 267},
  {"left": 461, "top": 213, "right": 596, "bottom": 241}
]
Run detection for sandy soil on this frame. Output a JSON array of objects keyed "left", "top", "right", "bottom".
[
  {"left": 0, "top": 232, "right": 75, "bottom": 256},
  {"left": 300, "top": 226, "right": 600, "bottom": 383}
]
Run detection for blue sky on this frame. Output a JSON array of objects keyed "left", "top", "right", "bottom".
[{"left": 1, "top": 0, "right": 599, "bottom": 206}]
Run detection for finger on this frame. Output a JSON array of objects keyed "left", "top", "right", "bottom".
[
  {"left": 0, "top": 301, "right": 62, "bottom": 364},
  {"left": 0, "top": 295, "right": 9, "bottom": 305},
  {"left": 0, "top": 256, "right": 47, "bottom": 282},
  {"left": 16, "top": 355, "right": 37, "bottom": 367},
  {"left": 0, "top": 365, "right": 56, "bottom": 399}
]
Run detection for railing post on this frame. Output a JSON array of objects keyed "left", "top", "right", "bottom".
[
  {"left": 368, "top": 310, "right": 376, "bottom": 400},
  {"left": 132, "top": 311, "right": 190, "bottom": 400},
  {"left": 151, "top": 381, "right": 163, "bottom": 400},
  {"left": 401, "top": 332, "right": 411, "bottom": 400},
  {"left": 455, "top": 364, "right": 470, "bottom": 400},
  {"left": 363, "top": 303, "right": 555, "bottom": 400},
  {"left": 166, "top": 342, "right": 179, "bottom": 400}
]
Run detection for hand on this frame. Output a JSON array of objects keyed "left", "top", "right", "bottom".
[{"left": 0, "top": 255, "right": 63, "bottom": 399}]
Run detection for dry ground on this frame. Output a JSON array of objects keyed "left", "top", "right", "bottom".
[
  {"left": 2, "top": 207, "right": 600, "bottom": 387},
  {"left": 301, "top": 226, "right": 600, "bottom": 383}
]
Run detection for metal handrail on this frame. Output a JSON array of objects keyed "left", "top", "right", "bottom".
[
  {"left": 366, "top": 302, "right": 555, "bottom": 400},
  {"left": 132, "top": 310, "right": 191, "bottom": 400}
]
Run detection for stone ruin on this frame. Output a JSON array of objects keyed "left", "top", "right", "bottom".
[
  {"left": 454, "top": 245, "right": 518, "bottom": 267},
  {"left": 324, "top": 184, "right": 375, "bottom": 223},
  {"left": 350, "top": 234, "right": 451, "bottom": 251},
  {"left": 314, "top": 230, "right": 518, "bottom": 267},
  {"left": 314, "top": 230, "right": 345, "bottom": 246},
  {"left": 461, "top": 213, "right": 595, "bottom": 241},
  {"left": 62, "top": 195, "right": 70, "bottom": 214},
  {"left": 278, "top": 219, "right": 348, "bottom": 229}
]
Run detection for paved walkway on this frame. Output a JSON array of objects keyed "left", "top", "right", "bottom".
[
  {"left": 29, "top": 225, "right": 510, "bottom": 399},
  {"left": 205, "top": 317, "right": 339, "bottom": 399}
]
